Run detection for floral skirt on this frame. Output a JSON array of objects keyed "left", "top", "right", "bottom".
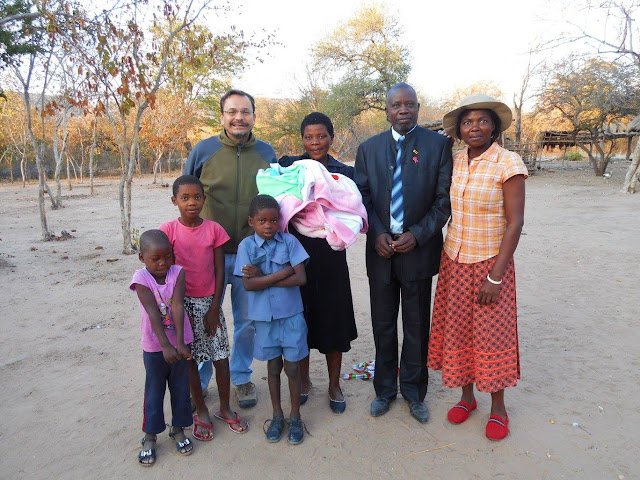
[
  {"left": 427, "top": 252, "right": 520, "bottom": 393},
  {"left": 184, "top": 296, "right": 230, "bottom": 364}
]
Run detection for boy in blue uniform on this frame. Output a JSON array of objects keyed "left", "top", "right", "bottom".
[{"left": 234, "top": 195, "right": 309, "bottom": 444}]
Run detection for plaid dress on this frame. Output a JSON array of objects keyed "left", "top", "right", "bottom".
[{"left": 428, "top": 143, "right": 527, "bottom": 393}]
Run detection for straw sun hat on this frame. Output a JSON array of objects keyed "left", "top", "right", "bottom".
[{"left": 442, "top": 94, "right": 513, "bottom": 139}]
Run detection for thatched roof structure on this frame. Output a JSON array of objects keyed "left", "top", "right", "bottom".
[
  {"left": 421, "top": 120, "right": 443, "bottom": 132},
  {"left": 535, "top": 126, "right": 638, "bottom": 149},
  {"left": 419, "top": 117, "right": 640, "bottom": 170}
]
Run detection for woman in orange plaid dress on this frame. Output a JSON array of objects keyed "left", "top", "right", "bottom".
[{"left": 428, "top": 95, "right": 528, "bottom": 440}]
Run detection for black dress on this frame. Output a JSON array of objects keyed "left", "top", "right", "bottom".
[{"left": 279, "top": 154, "right": 358, "bottom": 354}]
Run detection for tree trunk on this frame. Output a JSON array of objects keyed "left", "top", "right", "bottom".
[
  {"left": 54, "top": 165, "right": 62, "bottom": 204},
  {"left": 16, "top": 56, "right": 52, "bottom": 239},
  {"left": 43, "top": 173, "right": 57, "bottom": 207},
  {"left": 77, "top": 126, "right": 85, "bottom": 184},
  {"left": 89, "top": 119, "right": 97, "bottom": 195},
  {"left": 52, "top": 111, "right": 70, "bottom": 207},
  {"left": 580, "top": 131, "right": 612, "bottom": 176},
  {"left": 35, "top": 146, "right": 53, "bottom": 240},
  {"left": 44, "top": 178, "right": 56, "bottom": 207},
  {"left": 513, "top": 96, "right": 522, "bottom": 144},
  {"left": 7, "top": 155, "right": 13, "bottom": 183},
  {"left": 152, "top": 154, "right": 159, "bottom": 184},
  {"left": 53, "top": 141, "right": 63, "bottom": 208},
  {"left": 70, "top": 156, "right": 79, "bottom": 182},
  {"left": 135, "top": 143, "right": 142, "bottom": 179},
  {"left": 20, "top": 157, "right": 26, "bottom": 187},
  {"left": 77, "top": 156, "right": 83, "bottom": 184},
  {"left": 119, "top": 170, "right": 134, "bottom": 254},
  {"left": 622, "top": 138, "right": 640, "bottom": 193},
  {"left": 579, "top": 144, "right": 602, "bottom": 175},
  {"left": 66, "top": 156, "right": 72, "bottom": 191},
  {"left": 119, "top": 120, "right": 144, "bottom": 254},
  {"left": 153, "top": 149, "right": 165, "bottom": 185},
  {"left": 118, "top": 141, "right": 137, "bottom": 254}
]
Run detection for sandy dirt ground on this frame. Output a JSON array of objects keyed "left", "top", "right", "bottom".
[{"left": 0, "top": 159, "right": 638, "bottom": 480}]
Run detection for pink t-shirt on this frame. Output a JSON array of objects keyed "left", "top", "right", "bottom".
[
  {"left": 160, "top": 218, "right": 230, "bottom": 297},
  {"left": 130, "top": 265, "right": 194, "bottom": 352}
]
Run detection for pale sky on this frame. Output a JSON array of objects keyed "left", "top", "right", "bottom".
[{"left": 204, "top": 0, "right": 592, "bottom": 108}]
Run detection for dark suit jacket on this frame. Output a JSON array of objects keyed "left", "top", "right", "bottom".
[{"left": 354, "top": 126, "right": 452, "bottom": 282}]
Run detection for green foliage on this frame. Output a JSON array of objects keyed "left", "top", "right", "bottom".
[
  {"left": 564, "top": 151, "right": 583, "bottom": 161},
  {"left": 255, "top": 4, "right": 411, "bottom": 161},
  {"left": 312, "top": 4, "right": 411, "bottom": 116},
  {"left": 0, "top": 0, "right": 47, "bottom": 99},
  {"left": 0, "top": 0, "right": 42, "bottom": 69},
  {"left": 131, "top": 227, "right": 140, "bottom": 252}
]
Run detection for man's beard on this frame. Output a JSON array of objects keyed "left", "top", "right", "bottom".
[{"left": 229, "top": 124, "right": 251, "bottom": 142}]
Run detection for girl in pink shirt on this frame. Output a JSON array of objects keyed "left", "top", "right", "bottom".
[
  {"left": 130, "top": 229, "right": 194, "bottom": 466},
  {"left": 160, "top": 175, "right": 249, "bottom": 440}
]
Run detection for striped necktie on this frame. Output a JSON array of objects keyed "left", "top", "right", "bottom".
[{"left": 391, "top": 135, "right": 405, "bottom": 225}]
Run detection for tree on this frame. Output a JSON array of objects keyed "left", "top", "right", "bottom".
[
  {"left": 13, "top": 52, "right": 55, "bottom": 239},
  {"left": 556, "top": 0, "right": 640, "bottom": 191},
  {"left": 312, "top": 4, "right": 411, "bottom": 117},
  {"left": 0, "top": 90, "right": 31, "bottom": 184},
  {"left": 536, "top": 57, "right": 640, "bottom": 176},
  {"left": 440, "top": 81, "right": 505, "bottom": 114},
  {"left": 257, "top": 6, "right": 411, "bottom": 162},
  {"left": 56, "top": 0, "right": 230, "bottom": 253},
  {"left": 0, "top": 0, "right": 42, "bottom": 99},
  {"left": 49, "top": 0, "right": 266, "bottom": 253},
  {"left": 12, "top": 10, "right": 71, "bottom": 211},
  {"left": 87, "top": 113, "right": 99, "bottom": 193},
  {"left": 513, "top": 46, "right": 545, "bottom": 143},
  {"left": 8, "top": 0, "right": 73, "bottom": 239},
  {"left": 140, "top": 90, "right": 196, "bottom": 184},
  {"left": 255, "top": 73, "right": 389, "bottom": 162}
]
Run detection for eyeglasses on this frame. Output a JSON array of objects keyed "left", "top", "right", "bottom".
[{"left": 223, "top": 109, "right": 253, "bottom": 117}]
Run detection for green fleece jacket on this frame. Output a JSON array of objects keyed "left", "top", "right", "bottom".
[{"left": 184, "top": 130, "right": 276, "bottom": 254}]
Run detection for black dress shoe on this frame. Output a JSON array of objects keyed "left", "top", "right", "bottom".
[
  {"left": 370, "top": 396, "right": 392, "bottom": 417},
  {"left": 409, "top": 401, "right": 430, "bottom": 423}
]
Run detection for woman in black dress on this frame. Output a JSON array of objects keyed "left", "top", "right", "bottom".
[{"left": 279, "top": 112, "right": 358, "bottom": 414}]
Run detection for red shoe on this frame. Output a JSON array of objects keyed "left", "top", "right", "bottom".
[
  {"left": 192, "top": 414, "right": 214, "bottom": 441},
  {"left": 447, "top": 399, "right": 477, "bottom": 424},
  {"left": 485, "top": 413, "right": 509, "bottom": 440}
]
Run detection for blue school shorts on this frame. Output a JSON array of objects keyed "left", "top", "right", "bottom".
[{"left": 253, "top": 312, "right": 309, "bottom": 362}]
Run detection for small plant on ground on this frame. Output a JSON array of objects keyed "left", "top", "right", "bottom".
[
  {"left": 131, "top": 227, "right": 141, "bottom": 252},
  {"left": 564, "top": 151, "right": 583, "bottom": 162}
]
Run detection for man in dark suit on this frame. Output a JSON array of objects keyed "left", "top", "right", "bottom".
[{"left": 354, "top": 82, "right": 452, "bottom": 423}]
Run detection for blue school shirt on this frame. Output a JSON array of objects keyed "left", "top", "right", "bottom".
[{"left": 234, "top": 232, "right": 309, "bottom": 322}]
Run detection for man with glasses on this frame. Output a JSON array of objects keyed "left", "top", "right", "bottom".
[
  {"left": 354, "top": 83, "right": 452, "bottom": 423},
  {"left": 185, "top": 89, "right": 276, "bottom": 410}
]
